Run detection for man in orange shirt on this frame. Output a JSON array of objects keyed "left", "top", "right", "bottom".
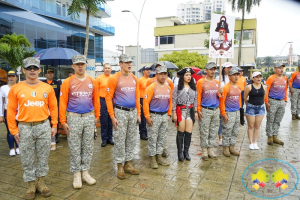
[
  {"left": 237, "top": 68, "right": 247, "bottom": 125},
  {"left": 60, "top": 55, "right": 100, "bottom": 189},
  {"left": 106, "top": 54, "right": 141, "bottom": 180},
  {"left": 288, "top": 64, "right": 300, "bottom": 120},
  {"left": 265, "top": 63, "right": 287, "bottom": 146},
  {"left": 144, "top": 65, "right": 172, "bottom": 168},
  {"left": 96, "top": 63, "right": 113, "bottom": 147},
  {"left": 7, "top": 57, "right": 58, "bottom": 199},
  {"left": 138, "top": 65, "right": 151, "bottom": 140},
  {"left": 219, "top": 68, "right": 241, "bottom": 157}
]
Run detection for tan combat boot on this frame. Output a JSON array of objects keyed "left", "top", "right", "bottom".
[
  {"left": 229, "top": 145, "right": 240, "bottom": 156},
  {"left": 117, "top": 163, "right": 126, "bottom": 180},
  {"left": 25, "top": 181, "right": 36, "bottom": 200},
  {"left": 162, "top": 149, "right": 168, "bottom": 157},
  {"left": 82, "top": 170, "right": 96, "bottom": 185},
  {"left": 124, "top": 161, "right": 139, "bottom": 175},
  {"left": 156, "top": 154, "right": 170, "bottom": 166},
  {"left": 292, "top": 114, "right": 296, "bottom": 120},
  {"left": 202, "top": 147, "right": 209, "bottom": 161},
  {"left": 36, "top": 177, "right": 51, "bottom": 197},
  {"left": 223, "top": 146, "right": 230, "bottom": 157},
  {"left": 73, "top": 171, "right": 82, "bottom": 189},
  {"left": 267, "top": 136, "right": 273, "bottom": 145},
  {"left": 296, "top": 115, "right": 300, "bottom": 119},
  {"left": 273, "top": 136, "right": 284, "bottom": 145},
  {"left": 150, "top": 156, "right": 158, "bottom": 169},
  {"left": 208, "top": 147, "right": 217, "bottom": 159}
]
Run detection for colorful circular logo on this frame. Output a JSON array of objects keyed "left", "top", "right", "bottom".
[{"left": 242, "top": 159, "right": 299, "bottom": 199}]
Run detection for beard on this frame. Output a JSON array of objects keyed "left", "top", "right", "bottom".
[{"left": 219, "top": 34, "right": 225, "bottom": 41}]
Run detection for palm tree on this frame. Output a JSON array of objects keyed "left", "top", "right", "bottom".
[
  {"left": 68, "top": 0, "right": 106, "bottom": 57},
  {"left": 264, "top": 56, "right": 273, "bottom": 73},
  {"left": 228, "top": 0, "right": 261, "bottom": 68},
  {"left": 0, "top": 33, "right": 31, "bottom": 48},
  {"left": 0, "top": 34, "right": 35, "bottom": 70}
]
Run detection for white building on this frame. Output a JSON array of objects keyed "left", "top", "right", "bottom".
[{"left": 177, "top": 0, "right": 226, "bottom": 22}]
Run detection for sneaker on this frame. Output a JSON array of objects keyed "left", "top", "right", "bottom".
[
  {"left": 253, "top": 143, "right": 259, "bottom": 150},
  {"left": 15, "top": 148, "right": 20, "bottom": 155},
  {"left": 9, "top": 149, "right": 16, "bottom": 156},
  {"left": 249, "top": 143, "right": 254, "bottom": 150},
  {"left": 218, "top": 139, "right": 222, "bottom": 146}
]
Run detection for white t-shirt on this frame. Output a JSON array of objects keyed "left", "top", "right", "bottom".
[
  {"left": 215, "top": 75, "right": 229, "bottom": 88},
  {"left": 0, "top": 85, "right": 11, "bottom": 116}
]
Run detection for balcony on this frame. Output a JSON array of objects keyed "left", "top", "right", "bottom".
[
  {"left": 0, "top": 0, "right": 115, "bottom": 36},
  {"left": 97, "top": 2, "right": 111, "bottom": 18}
]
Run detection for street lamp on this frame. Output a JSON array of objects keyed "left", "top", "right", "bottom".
[
  {"left": 122, "top": 0, "right": 147, "bottom": 78},
  {"left": 279, "top": 41, "right": 293, "bottom": 56}
]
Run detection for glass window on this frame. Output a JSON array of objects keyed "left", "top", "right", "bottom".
[
  {"left": 160, "top": 36, "right": 174, "bottom": 45},
  {"left": 292, "top": 68, "right": 295, "bottom": 72},
  {"left": 181, "top": 9, "right": 184, "bottom": 11},
  {"left": 160, "top": 36, "right": 167, "bottom": 44},
  {"left": 12, "top": 21, "right": 24, "bottom": 35},
  {"left": 0, "top": 18, "right": 12, "bottom": 36},
  {"left": 168, "top": 36, "right": 174, "bottom": 44},
  {"left": 37, "top": 27, "right": 46, "bottom": 40},
  {"left": 25, "top": 24, "right": 36, "bottom": 39}
]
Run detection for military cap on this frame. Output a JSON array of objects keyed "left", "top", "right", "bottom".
[
  {"left": 119, "top": 54, "right": 133, "bottom": 62},
  {"left": 274, "top": 62, "right": 285, "bottom": 68},
  {"left": 47, "top": 69, "right": 54, "bottom": 73},
  {"left": 7, "top": 70, "right": 17, "bottom": 76},
  {"left": 72, "top": 55, "right": 87, "bottom": 64},
  {"left": 156, "top": 65, "right": 168, "bottom": 74},
  {"left": 205, "top": 62, "right": 217, "bottom": 69},
  {"left": 237, "top": 67, "right": 243, "bottom": 71},
  {"left": 141, "top": 65, "right": 151, "bottom": 71},
  {"left": 177, "top": 67, "right": 195, "bottom": 75},
  {"left": 23, "top": 57, "right": 40, "bottom": 69},
  {"left": 228, "top": 68, "right": 239, "bottom": 75}
]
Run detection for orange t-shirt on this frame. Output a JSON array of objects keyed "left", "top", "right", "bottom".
[
  {"left": 219, "top": 83, "right": 242, "bottom": 116},
  {"left": 96, "top": 74, "right": 111, "bottom": 98},
  {"left": 196, "top": 78, "right": 219, "bottom": 112},
  {"left": 146, "top": 77, "right": 174, "bottom": 92},
  {"left": 59, "top": 75, "right": 100, "bottom": 125},
  {"left": 47, "top": 80, "right": 53, "bottom": 84},
  {"left": 288, "top": 71, "right": 300, "bottom": 88},
  {"left": 237, "top": 75, "right": 247, "bottom": 91},
  {"left": 264, "top": 74, "right": 288, "bottom": 103},
  {"left": 7, "top": 81, "right": 58, "bottom": 135},
  {"left": 143, "top": 82, "right": 172, "bottom": 119},
  {"left": 105, "top": 72, "right": 141, "bottom": 119},
  {"left": 138, "top": 76, "right": 149, "bottom": 98}
]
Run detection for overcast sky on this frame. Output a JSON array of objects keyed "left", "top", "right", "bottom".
[{"left": 102, "top": 0, "right": 300, "bottom": 57}]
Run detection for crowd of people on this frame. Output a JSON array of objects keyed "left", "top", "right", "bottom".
[{"left": 0, "top": 53, "right": 298, "bottom": 200}]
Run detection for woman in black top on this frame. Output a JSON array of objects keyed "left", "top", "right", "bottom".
[{"left": 244, "top": 72, "right": 267, "bottom": 150}]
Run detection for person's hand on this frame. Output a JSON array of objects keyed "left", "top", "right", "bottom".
[
  {"left": 0, "top": 116, "right": 4, "bottom": 123},
  {"left": 223, "top": 115, "right": 229, "bottom": 124},
  {"left": 62, "top": 123, "right": 71, "bottom": 136},
  {"left": 137, "top": 115, "right": 141, "bottom": 124},
  {"left": 167, "top": 115, "right": 171, "bottom": 121},
  {"left": 146, "top": 118, "right": 153, "bottom": 127},
  {"left": 198, "top": 111, "right": 203, "bottom": 121},
  {"left": 194, "top": 112, "right": 199, "bottom": 120},
  {"left": 51, "top": 127, "right": 57, "bottom": 137},
  {"left": 95, "top": 118, "right": 100, "bottom": 126},
  {"left": 112, "top": 117, "right": 119, "bottom": 131},
  {"left": 266, "top": 103, "right": 270, "bottom": 112},
  {"left": 218, "top": 87, "right": 223, "bottom": 94},
  {"left": 14, "top": 133, "right": 20, "bottom": 145},
  {"left": 173, "top": 114, "right": 177, "bottom": 122},
  {"left": 290, "top": 88, "right": 294, "bottom": 96}
]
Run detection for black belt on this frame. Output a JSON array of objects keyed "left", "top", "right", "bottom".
[
  {"left": 115, "top": 105, "right": 135, "bottom": 111},
  {"left": 150, "top": 111, "right": 167, "bottom": 115},
  {"left": 202, "top": 106, "right": 218, "bottom": 110},
  {"left": 269, "top": 97, "right": 283, "bottom": 101}
]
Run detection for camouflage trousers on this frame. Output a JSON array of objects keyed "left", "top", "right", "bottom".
[
  {"left": 67, "top": 114, "right": 95, "bottom": 173},
  {"left": 19, "top": 120, "right": 51, "bottom": 182},
  {"left": 147, "top": 113, "right": 168, "bottom": 156},
  {"left": 199, "top": 107, "right": 220, "bottom": 148},
  {"left": 266, "top": 98, "right": 285, "bottom": 137},
  {"left": 221, "top": 110, "right": 240, "bottom": 146},
  {"left": 290, "top": 88, "right": 300, "bottom": 115},
  {"left": 113, "top": 108, "right": 137, "bottom": 164}
]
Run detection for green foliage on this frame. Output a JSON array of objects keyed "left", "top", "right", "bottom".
[
  {"left": 264, "top": 56, "right": 273, "bottom": 67},
  {"left": 262, "top": 68, "right": 274, "bottom": 80},
  {"left": 68, "top": 0, "right": 106, "bottom": 20},
  {"left": 0, "top": 34, "right": 35, "bottom": 70},
  {"left": 229, "top": 0, "right": 261, "bottom": 14},
  {"left": 159, "top": 50, "right": 208, "bottom": 69}
]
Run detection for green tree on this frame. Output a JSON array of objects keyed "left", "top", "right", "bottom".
[
  {"left": 0, "top": 34, "right": 35, "bottom": 70},
  {"left": 159, "top": 50, "right": 208, "bottom": 69},
  {"left": 68, "top": 0, "right": 106, "bottom": 57},
  {"left": 256, "top": 57, "right": 261, "bottom": 69},
  {"left": 228, "top": 0, "right": 261, "bottom": 68},
  {"left": 262, "top": 68, "right": 274, "bottom": 80},
  {"left": 264, "top": 56, "right": 273, "bottom": 72}
]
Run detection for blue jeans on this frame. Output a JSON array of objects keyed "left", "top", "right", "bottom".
[
  {"left": 139, "top": 98, "right": 147, "bottom": 136},
  {"left": 100, "top": 98, "right": 113, "bottom": 142},
  {"left": 4, "top": 110, "right": 19, "bottom": 149}
]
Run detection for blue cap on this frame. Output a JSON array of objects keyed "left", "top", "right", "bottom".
[
  {"left": 142, "top": 65, "right": 151, "bottom": 71},
  {"left": 7, "top": 70, "right": 17, "bottom": 76}
]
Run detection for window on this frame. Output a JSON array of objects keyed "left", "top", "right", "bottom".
[
  {"left": 182, "top": 16, "right": 184, "bottom": 18},
  {"left": 265, "top": 68, "right": 268, "bottom": 72},
  {"left": 192, "top": 19, "right": 195, "bottom": 21},
  {"left": 292, "top": 68, "right": 295, "bottom": 72},
  {"left": 187, "top": 8, "right": 191, "bottom": 10},
  {"left": 160, "top": 35, "right": 174, "bottom": 45},
  {"left": 186, "top": 15, "right": 190, "bottom": 18},
  {"left": 181, "top": 9, "right": 184, "bottom": 11}
]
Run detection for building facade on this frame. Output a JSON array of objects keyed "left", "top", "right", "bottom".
[
  {"left": 154, "top": 16, "right": 257, "bottom": 78},
  {"left": 0, "top": 0, "right": 114, "bottom": 80},
  {"left": 177, "top": 0, "right": 226, "bottom": 22}
]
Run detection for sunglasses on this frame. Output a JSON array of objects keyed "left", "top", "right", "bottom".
[{"left": 25, "top": 66, "right": 39, "bottom": 71}]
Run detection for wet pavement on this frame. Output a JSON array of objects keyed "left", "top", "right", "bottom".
[{"left": 1, "top": 101, "right": 300, "bottom": 200}]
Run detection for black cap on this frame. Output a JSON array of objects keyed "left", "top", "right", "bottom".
[{"left": 177, "top": 67, "right": 195, "bottom": 75}]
